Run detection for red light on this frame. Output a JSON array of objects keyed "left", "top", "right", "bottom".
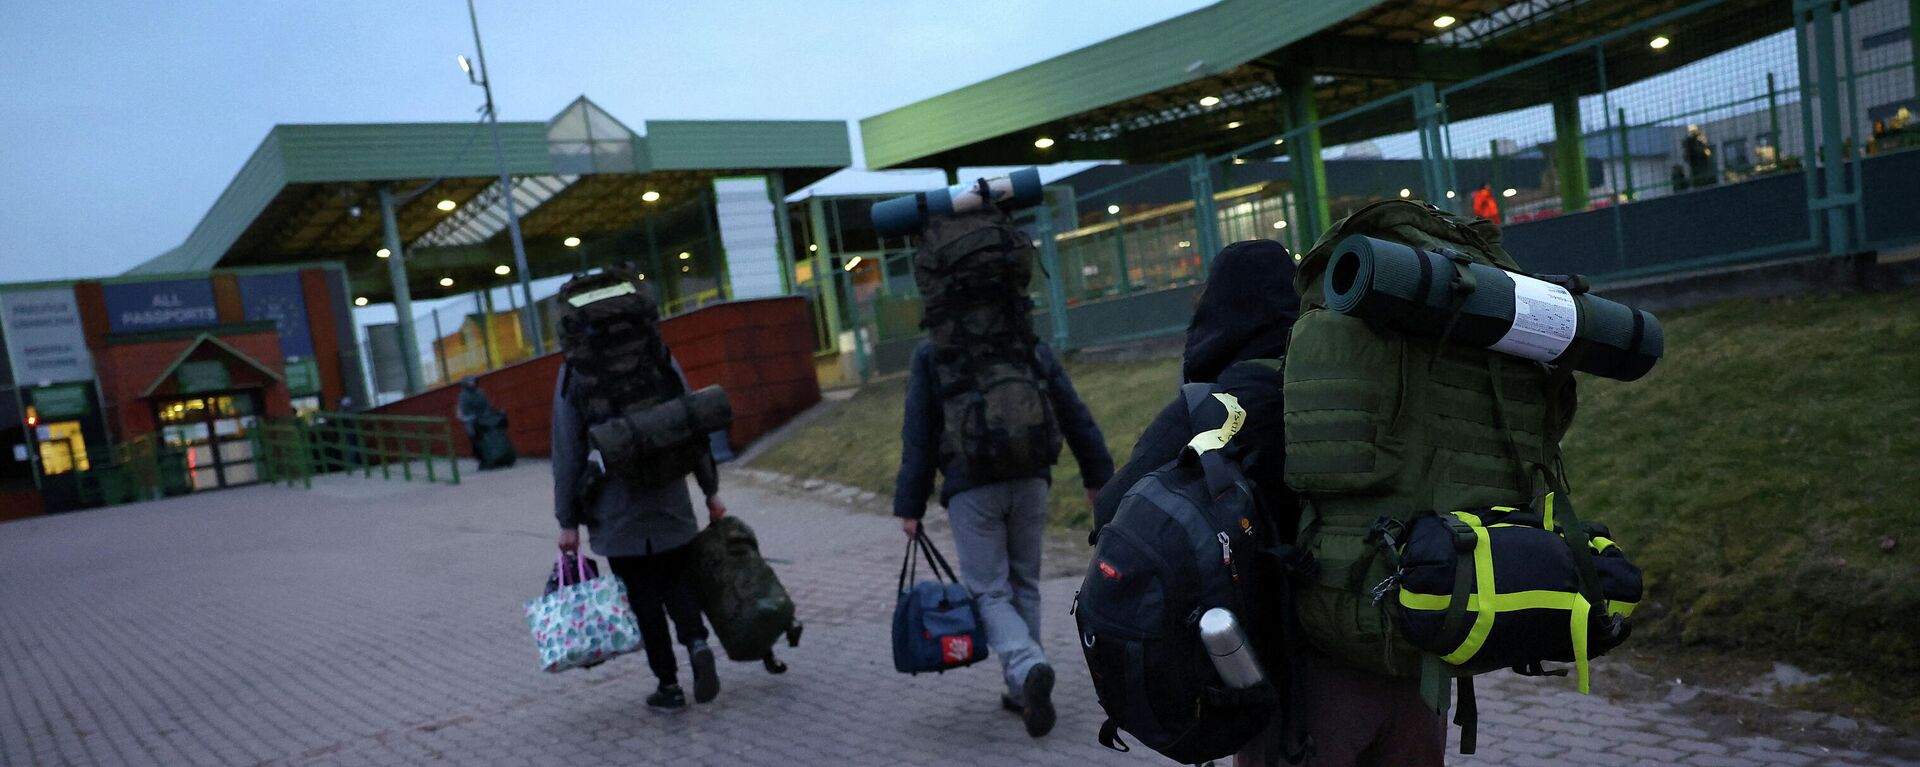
[{"left": 24, "top": 415, "right": 35, "bottom": 426}]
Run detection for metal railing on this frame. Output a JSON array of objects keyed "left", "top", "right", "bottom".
[{"left": 254, "top": 412, "right": 462, "bottom": 489}]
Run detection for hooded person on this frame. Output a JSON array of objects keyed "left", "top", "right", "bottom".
[{"left": 1091, "top": 238, "right": 1299, "bottom": 535}]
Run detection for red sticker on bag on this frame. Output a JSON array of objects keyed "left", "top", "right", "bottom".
[
  {"left": 1098, "top": 560, "right": 1121, "bottom": 581},
  {"left": 941, "top": 635, "right": 973, "bottom": 665}
]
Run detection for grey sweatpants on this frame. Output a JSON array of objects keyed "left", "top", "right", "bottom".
[{"left": 946, "top": 478, "right": 1050, "bottom": 697}]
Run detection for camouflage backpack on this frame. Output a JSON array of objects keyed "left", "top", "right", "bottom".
[
  {"left": 914, "top": 208, "right": 1061, "bottom": 482},
  {"left": 555, "top": 266, "right": 700, "bottom": 487}
]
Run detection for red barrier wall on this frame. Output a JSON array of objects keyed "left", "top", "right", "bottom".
[{"left": 371, "top": 296, "right": 820, "bottom": 459}]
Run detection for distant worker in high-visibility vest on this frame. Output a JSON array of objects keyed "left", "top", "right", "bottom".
[{"left": 1472, "top": 183, "right": 1501, "bottom": 222}]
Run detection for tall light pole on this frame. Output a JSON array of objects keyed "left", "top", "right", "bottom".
[{"left": 460, "top": 0, "right": 545, "bottom": 356}]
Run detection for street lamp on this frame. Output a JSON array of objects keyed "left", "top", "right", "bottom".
[{"left": 460, "top": 0, "right": 544, "bottom": 355}]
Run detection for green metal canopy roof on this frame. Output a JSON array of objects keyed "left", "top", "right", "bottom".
[
  {"left": 129, "top": 97, "right": 851, "bottom": 304},
  {"left": 861, "top": 0, "right": 1791, "bottom": 169},
  {"left": 860, "top": 0, "right": 1383, "bottom": 170}
]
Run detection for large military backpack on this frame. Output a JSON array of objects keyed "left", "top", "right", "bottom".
[
  {"left": 1077, "top": 384, "right": 1303, "bottom": 766},
  {"left": 914, "top": 207, "right": 1061, "bottom": 483},
  {"left": 555, "top": 266, "right": 704, "bottom": 487},
  {"left": 1283, "top": 200, "right": 1641, "bottom": 753}
]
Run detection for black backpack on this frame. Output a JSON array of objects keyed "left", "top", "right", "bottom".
[
  {"left": 1076, "top": 384, "right": 1300, "bottom": 765},
  {"left": 914, "top": 207, "right": 1061, "bottom": 482},
  {"left": 555, "top": 266, "right": 698, "bottom": 487}
]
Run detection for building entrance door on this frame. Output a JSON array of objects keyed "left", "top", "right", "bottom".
[{"left": 154, "top": 392, "right": 261, "bottom": 490}]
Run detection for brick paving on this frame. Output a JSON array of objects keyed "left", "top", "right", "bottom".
[{"left": 1, "top": 461, "right": 1914, "bottom": 766}]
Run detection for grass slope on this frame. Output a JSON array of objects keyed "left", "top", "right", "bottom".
[{"left": 752, "top": 288, "right": 1920, "bottom": 705}]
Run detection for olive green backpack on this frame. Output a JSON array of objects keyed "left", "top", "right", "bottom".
[{"left": 1283, "top": 200, "right": 1631, "bottom": 748}]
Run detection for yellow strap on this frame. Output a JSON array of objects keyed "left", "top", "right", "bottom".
[
  {"left": 1541, "top": 492, "right": 1556, "bottom": 532},
  {"left": 1185, "top": 392, "right": 1247, "bottom": 455},
  {"left": 1399, "top": 588, "right": 1591, "bottom": 613},
  {"left": 1570, "top": 593, "right": 1592, "bottom": 694},
  {"left": 1441, "top": 512, "right": 1497, "bottom": 665},
  {"left": 1608, "top": 600, "right": 1637, "bottom": 618},
  {"left": 1590, "top": 536, "right": 1617, "bottom": 554}
]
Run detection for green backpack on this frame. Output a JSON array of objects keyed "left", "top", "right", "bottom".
[{"left": 1283, "top": 200, "right": 1635, "bottom": 748}]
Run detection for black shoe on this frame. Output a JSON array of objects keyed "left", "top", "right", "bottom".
[
  {"left": 690, "top": 642, "right": 721, "bottom": 704},
  {"left": 646, "top": 684, "right": 687, "bottom": 713},
  {"left": 1021, "top": 663, "right": 1056, "bottom": 738}
]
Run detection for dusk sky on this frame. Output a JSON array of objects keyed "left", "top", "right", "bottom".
[{"left": 0, "top": 1, "right": 1212, "bottom": 283}]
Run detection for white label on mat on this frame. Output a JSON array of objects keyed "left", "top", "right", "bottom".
[{"left": 1491, "top": 274, "right": 1578, "bottom": 362}]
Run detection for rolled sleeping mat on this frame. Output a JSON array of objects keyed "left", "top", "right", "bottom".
[
  {"left": 870, "top": 167, "right": 1044, "bottom": 237},
  {"left": 1323, "top": 235, "right": 1663, "bottom": 381},
  {"left": 588, "top": 385, "right": 734, "bottom": 467}
]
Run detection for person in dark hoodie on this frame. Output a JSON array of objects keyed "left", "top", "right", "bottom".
[
  {"left": 1094, "top": 239, "right": 1445, "bottom": 767},
  {"left": 1091, "top": 238, "right": 1298, "bottom": 533}
]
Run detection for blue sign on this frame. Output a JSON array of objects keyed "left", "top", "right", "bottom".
[
  {"left": 103, "top": 279, "right": 219, "bottom": 333},
  {"left": 237, "top": 273, "right": 314, "bottom": 358}
]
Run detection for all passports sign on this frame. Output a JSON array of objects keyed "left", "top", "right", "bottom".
[{"left": 103, "top": 279, "right": 219, "bottom": 333}]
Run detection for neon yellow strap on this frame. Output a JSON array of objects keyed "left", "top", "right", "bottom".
[
  {"left": 1590, "top": 536, "right": 1617, "bottom": 554},
  {"left": 1608, "top": 600, "right": 1637, "bottom": 618},
  {"left": 1399, "top": 589, "right": 1589, "bottom": 613},
  {"left": 1186, "top": 392, "right": 1247, "bottom": 455},
  {"left": 1442, "top": 512, "right": 1497, "bottom": 666},
  {"left": 1541, "top": 492, "right": 1556, "bottom": 532},
  {"left": 1570, "top": 593, "right": 1592, "bottom": 694},
  {"left": 1398, "top": 584, "right": 1596, "bottom": 693}
]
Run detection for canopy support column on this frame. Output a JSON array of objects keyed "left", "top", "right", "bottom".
[
  {"left": 1550, "top": 85, "right": 1590, "bottom": 213},
  {"left": 1283, "top": 68, "right": 1330, "bottom": 244},
  {"left": 377, "top": 187, "right": 423, "bottom": 395}
]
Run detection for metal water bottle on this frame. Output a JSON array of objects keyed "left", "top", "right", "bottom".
[{"left": 1199, "top": 608, "right": 1267, "bottom": 689}]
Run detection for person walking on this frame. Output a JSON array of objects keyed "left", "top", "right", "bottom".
[
  {"left": 549, "top": 267, "right": 726, "bottom": 714},
  {"left": 552, "top": 360, "right": 726, "bottom": 712},
  {"left": 1094, "top": 240, "right": 1446, "bottom": 767},
  {"left": 894, "top": 344, "right": 1113, "bottom": 739}
]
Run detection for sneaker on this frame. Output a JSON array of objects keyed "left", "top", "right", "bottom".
[
  {"left": 690, "top": 641, "right": 721, "bottom": 704},
  {"left": 1021, "top": 663, "right": 1056, "bottom": 738},
  {"left": 646, "top": 684, "right": 687, "bottom": 713}
]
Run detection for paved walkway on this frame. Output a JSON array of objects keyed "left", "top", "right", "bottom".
[{"left": 1, "top": 462, "right": 1913, "bottom": 766}]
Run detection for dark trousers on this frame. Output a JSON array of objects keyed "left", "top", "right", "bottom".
[{"left": 608, "top": 544, "right": 708, "bottom": 687}]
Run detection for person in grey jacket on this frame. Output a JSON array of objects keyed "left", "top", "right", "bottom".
[{"left": 552, "top": 360, "right": 726, "bottom": 712}]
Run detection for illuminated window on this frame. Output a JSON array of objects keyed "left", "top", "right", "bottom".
[{"left": 36, "top": 421, "right": 90, "bottom": 475}]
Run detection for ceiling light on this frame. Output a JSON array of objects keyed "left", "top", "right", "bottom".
[
  {"left": 844, "top": 256, "right": 864, "bottom": 271},
  {"left": 1445, "top": 190, "right": 1457, "bottom": 199},
  {"left": 641, "top": 190, "right": 661, "bottom": 203},
  {"left": 1273, "top": 220, "right": 1288, "bottom": 230},
  {"left": 1433, "top": 15, "right": 1457, "bottom": 28},
  {"left": 1649, "top": 35, "right": 1670, "bottom": 50},
  {"left": 563, "top": 236, "right": 581, "bottom": 247},
  {"left": 1226, "top": 121, "right": 1243, "bottom": 130},
  {"left": 1199, "top": 96, "right": 1221, "bottom": 107},
  {"left": 1178, "top": 240, "right": 1191, "bottom": 248},
  {"left": 436, "top": 199, "right": 457, "bottom": 211},
  {"left": 1033, "top": 137, "right": 1056, "bottom": 149},
  {"left": 678, "top": 251, "right": 691, "bottom": 260},
  {"left": 1273, "top": 138, "right": 1285, "bottom": 146},
  {"left": 438, "top": 277, "right": 454, "bottom": 287},
  {"left": 637, "top": 273, "right": 646, "bottom": 280},
  {"left": 376, "top": 248, "right": 391, "bottom": 259},
  {"left": 681, "top": 266, "right": 690, "bottom": 273},
  {"left": 494, "top": 265, "right": 511, "bottom": 275},
  {"left": 1502, "top": 187, "right": 1518, "bottom": 198},
  {"left": 1399, "top": 188, "right": 1412, "bottom": 198},
  {"left": 354, "top": 296, "right": 369, "bottom": 307},
  {"left": 808, "top": 244, "right": 818, "bottom": 252},
  {"left": 1107, "top": 204, "right": 1121, "bottom": 215},
  {"left": 1233, "top": 158, "right": 1247, "bottom": 165}
]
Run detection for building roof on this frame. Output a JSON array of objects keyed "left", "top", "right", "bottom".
[
  {"left": 128, "top": 97, "right": 851, "bottom": 304},
  {"left": 860, "top": 0, "right": 1789, "bottom": 170}
]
